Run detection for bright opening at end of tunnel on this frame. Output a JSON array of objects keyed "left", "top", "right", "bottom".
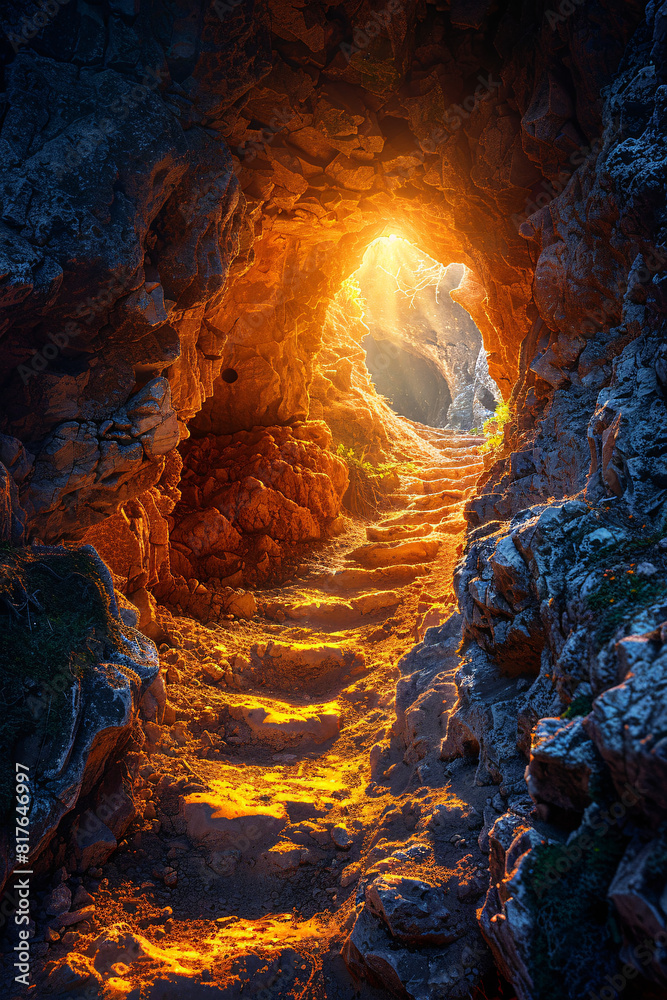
[{"left": 343, "top": 236, "right": 502, "bottom": 432}]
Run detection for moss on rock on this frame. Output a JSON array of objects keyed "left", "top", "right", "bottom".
[{"left": 0, "top": 545, "right": 126, "bottom": 820}]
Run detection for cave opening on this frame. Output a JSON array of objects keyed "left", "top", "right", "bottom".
[{"left": 350, "top": 236, "right": 501, "bottom": 432}]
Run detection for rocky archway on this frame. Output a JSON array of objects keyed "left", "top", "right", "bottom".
[
  {"left": 0, "top": 0, "right": 640, "bottom": 554},
  {"left": 3, "top": 2, "right": 667, "bottom": 1000}
]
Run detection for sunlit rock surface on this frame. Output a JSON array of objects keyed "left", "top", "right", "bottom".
[
  {"left": 355, "top": 240, "right": 501, "bottom": 430},
  {"left": 1, "top": 1, "right": 666, "bottom": 999}
]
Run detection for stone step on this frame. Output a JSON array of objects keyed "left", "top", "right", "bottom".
[
  {"left": 407, "top": 472, "right": 480, "bottom": 497},
  {"left": 425, "top": 457, "right": 484, "bottom": 470},
  {"left": 281, "top": 589, "right": 401, "bottom": 626},
  {"left": 417, "top": 470, "right": 481, "bottom": 490},
  {"left": 418, "top": 462, "right": 479, "bottom": 478},
  {"left": 408, "top": 491, "right": 466, "bottom": 511},
  {"left": 380, "top": 503, "right": 466, "bottom": 527},
  {"left": 406, "top": 425, "right": 486, "bottom": 448},
  {"left": 366, "top": 522, "right": 435, "bottom": 542},
  {"left": 429, "top": 438, "right": 485, "bottom": 458},
  {"left": 346, "top": 538, "right": 441, "bottom": 569},
  {"left": 315, "top": 562, "right": 431, "bottom": 592}
]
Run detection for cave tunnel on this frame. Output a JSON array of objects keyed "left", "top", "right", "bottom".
[
  {"left": 362, "top": 335, "right": 453, "bottom": 426},
  {"left": 352, "top": 236, "right": 500, "bottom": 431},
  {"left": 0, "top": 2, "right": 664, "bottom": 1000}
]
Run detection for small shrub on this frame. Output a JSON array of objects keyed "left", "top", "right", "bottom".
[
  {"left": 479, "top": 399, "right": 511, "bottom": 453},
  {"left": 562, "top": 693, "right": 594, "bottom": 719},
  {"left": 586, "top": 566, "right": 666, "bottom": 644},
  {"left": 527, "top": 825, "right": 629, "bottom": 999},
  {"left": 335, "top": 444, "right": 411, "bottom": 517}
]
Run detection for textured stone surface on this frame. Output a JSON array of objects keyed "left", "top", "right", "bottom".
[
  {"left": 171, "top": 420, "right": 348, "bottom": 587},
  {"left": 0, "top": 0, "right": 643, "bottom": 556},
  {"left": 1, "top": 1, "right": 667, "bottom": 997},
  {"left": 0, "top": 545, "right": 158, "bottom": 900}
]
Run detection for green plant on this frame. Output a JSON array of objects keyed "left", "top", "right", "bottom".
[
  {"left": 586, "top": 566, "right": 666, "bottom": 644},
  {"left": 562, "top": 693, "right": 594, "bottom": 719},
  {"left": 479, "top": 399, "right": 511, "bottom": 453},
  {"left": 335, "top": 444, "right": 412, "bottom": 517},
  {"left": 339, "top": 277, "right": 368, "bottom": 319},
  {"left": 527, "top": 826, "right": 629, "bottom": 999},
  {"left": 376, "top": 459, "right": 417, "bottom": 476}
]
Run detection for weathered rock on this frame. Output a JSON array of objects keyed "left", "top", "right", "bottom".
[
  {"left": 608, "top": 835, "right": 667, "bottom": 987},
  {"left": 0, "top": 544, "right": 158, "bottom": 902},
  {"left": 587, "top": 644, "right": 667, "bottom": 826},
  {"left": 45, "top": 883, "right": 72, "bottom": 917},
  {"left": 344, "top": 869, "right": 491, "bottom": 999},
  {"left": 365, "top": 875, "right": 457, "bottom": 946},
  {"left": 526, "top": 716, "right": 602, "bottom": 816}
]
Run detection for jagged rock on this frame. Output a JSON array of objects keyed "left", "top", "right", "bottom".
[
  {"left": 586, "top": 643, "right": 667, "bottom": 826},
  {"left": 365, "top": 875, "right": 457, "bottom": 946},
  {"left": 479, "top": 814, "right": 545, "bottom": 1000},
  {"left": 1, "top": 4, "right": 666, "bottom": 1000},
  {"left": 0, "top": 460, "right": 27, "bottom": 544},
  {"left": 0, "top": 544, "right": 158, "bottom": 901},
  {"left": 45, "top": 883, "right": 72, "bottom": 916},
  {"left": 441, "top": 642, "right": 529, "bottom": 786},
  {"left": 172, "top": 421, "right": 348, "bottom": 586},
  {"left": 344, "top": 870, "right": 491, "bottom": 999},
  {"left": 608, "top": 835, "right": 667, "bottom": 986},
  {"left": 526, "top": 716, "right": 602, "bottom": 816}
]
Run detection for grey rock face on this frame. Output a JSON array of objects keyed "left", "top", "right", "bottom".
[
  {"left": 608, "top": 835, "right": 667, "bottom": 987},
  {"left": 0, "top": 544, "right": 159, "bottom": 898},
  {"left": 365, "top": 875, "right": 457, "bottom": 946},
  {"left": 525, "top": 717, "right": 603, "bottom": 816},
  {"left": 455, "top": 6, "right": 667, "bottom": 989},
  {"left": 344, "top": 869, "right": 492, "bottom": 999}
]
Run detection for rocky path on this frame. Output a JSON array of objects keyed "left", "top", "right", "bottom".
[{"left": 32, "top": 432, "right": 514, "bottom": 1000}]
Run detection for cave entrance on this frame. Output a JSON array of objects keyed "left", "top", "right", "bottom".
[{"left": 351, "top": 236, "right": 500, "bottom": 431}]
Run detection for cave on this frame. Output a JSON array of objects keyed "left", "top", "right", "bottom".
[
  {"left": 363, "top": 335, "right": 453, "bottom": 426},
  {"left": 1, "top": 3, "right": 666, "bottom": 1000},
  {"left": 353, "top": 236, "right": 500, "bottom": 430}
]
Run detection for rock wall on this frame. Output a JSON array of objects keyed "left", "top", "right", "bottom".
[
  {"left": 2, "top": 0, "right": 667, "bottom": 997},
  {"left": 0, "top": 545, "right": 160, "bottom": 900},
  {"left": 439, "top": 5, "right": 667, "bottom": 995},
  {"left": 0, "top": 0, "right": 644, "bottom": 559}
]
